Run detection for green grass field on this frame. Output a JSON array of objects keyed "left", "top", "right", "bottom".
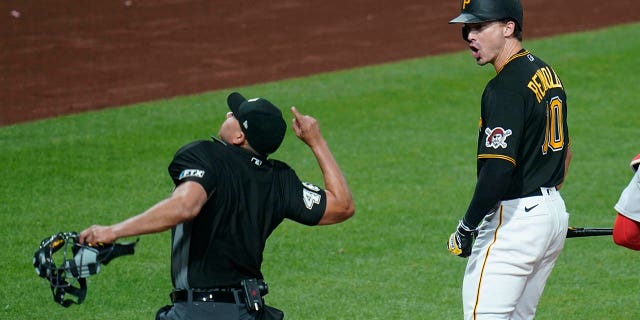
[{"left": 2, "top": 23, "right": 639, "bottom": 319}]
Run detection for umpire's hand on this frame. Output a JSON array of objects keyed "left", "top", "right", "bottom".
[
  {"left": 291, "top": 107, "right": 323, "bottom": 146},
  {"left": 80, "top": 225, "right": 117, "bottom": 245}
]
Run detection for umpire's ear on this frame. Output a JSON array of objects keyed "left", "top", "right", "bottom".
[
  {"left": 234, "top": 129, "right": 246, "bottom": 145},
  {"left": 221, "top": 112, "right": 247, "bottom": 147},
  {"left": 234, "top": 129, "right": 258, "bottom": 153}
]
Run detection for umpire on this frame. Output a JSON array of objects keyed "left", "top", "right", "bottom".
[{"left": 79, "top": 92, "right": 355, "bottom": 319}]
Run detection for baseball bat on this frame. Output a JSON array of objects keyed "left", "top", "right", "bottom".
[{"left": 566, "top": 227, "right": 613, "bottom": 238}]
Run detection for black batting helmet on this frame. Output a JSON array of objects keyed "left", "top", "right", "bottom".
[{"left": 449, "top": 0, "right": 523, "bottom": 30}]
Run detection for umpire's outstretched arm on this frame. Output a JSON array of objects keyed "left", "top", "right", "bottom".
[
  {"left": 290, "top": 106, "right": 355, "bottom": 225},
  {"left": 79, "top": 181, "right": 207, "bottom": 245}
]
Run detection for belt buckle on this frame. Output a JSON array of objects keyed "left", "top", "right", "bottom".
[{"left": 199, "top": 292, "right": 215, "bottom": 302}]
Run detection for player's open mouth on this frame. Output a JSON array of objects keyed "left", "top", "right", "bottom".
[{"left": 469, "top": 45, "right": 480, "bottom": 60}]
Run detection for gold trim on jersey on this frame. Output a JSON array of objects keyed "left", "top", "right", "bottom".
[
  {"left": 478, "top": 154, "right": 516, "bottom": 166},
  {"left": 496, "top": 50, "right": 530, "bottom": 74},
  {"left": 473, "top": 205, "right": 505, "bottom": 319}
]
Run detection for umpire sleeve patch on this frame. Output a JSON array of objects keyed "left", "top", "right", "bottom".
[
  {"left": 178, "top": 169, "right": 205, "bottom": 180},
  {"left": 302, "top": 182, "right": 322, "bottom": 210}
]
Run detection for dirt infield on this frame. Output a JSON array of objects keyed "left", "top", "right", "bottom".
[{"left": 2, "top": 0, "right": 638, "bottom": 126}]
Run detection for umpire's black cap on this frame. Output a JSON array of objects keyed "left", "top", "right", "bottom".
[{"left": 227, "top": 92, "right": 287, "bottom": 156}]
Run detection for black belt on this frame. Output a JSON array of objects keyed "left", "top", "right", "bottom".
[
  {"left": 523, "top": 189, "right": 543, "bottom": 198},
  {"left": 504, "top": 187, "right": 556, "bottom": 200},
  {"left": 170, "top": 289, "right": 241, "bottom": 304},
  {"left": 504, "top": 189, "right": 540, "bottom": 200}
]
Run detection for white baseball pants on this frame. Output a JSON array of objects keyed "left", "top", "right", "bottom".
[{"left": 462, "top": 187, "right": 569, "bottom": 320}]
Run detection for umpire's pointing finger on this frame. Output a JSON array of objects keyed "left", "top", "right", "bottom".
[
  {"left": 291, "top": 106, "right": 304, "bottom": 136},
  {"left": 291, "top": 106, "right": 301, "bottom": 118},
  {"left": 290, "top": 106, "right": 321, "bottom": 144}
]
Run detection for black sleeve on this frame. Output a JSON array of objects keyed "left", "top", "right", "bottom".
[
  {"left": 167, "top": 141, "right": 218, "bottom": 195},
  {"left": 479, "top": 85, "right": 524, "bottom": 164},
  {"left": 463, "top": 158, "right": 515, "bottom": 229},
  {"left": 281, "top": 167, "right": 326, "bottom": 226}
]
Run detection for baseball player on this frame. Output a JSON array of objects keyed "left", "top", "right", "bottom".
[
  {"left": 446, "top": 0, "right": 573, "bottom": 319},
  {"left": 612, "top": 154, "right": 640, "bottom": 250},
  {"left": 79, "top": 92, "right": 355, "bottom": 319}
]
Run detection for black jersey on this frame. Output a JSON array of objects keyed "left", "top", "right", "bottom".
[
  {"left": 477, "top": 49, "right": 570, "bottom": 199},
  {"left": 167, "top": 138, "right": 326, "bottom": 288}
]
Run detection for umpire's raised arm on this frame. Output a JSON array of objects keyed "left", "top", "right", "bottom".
[{"left": 290, "top": 106, "right": 355, "bottom": 225}]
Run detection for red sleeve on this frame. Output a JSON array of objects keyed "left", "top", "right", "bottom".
[{"left": 613, "top": 213, "right": 640, "bottom": 251}]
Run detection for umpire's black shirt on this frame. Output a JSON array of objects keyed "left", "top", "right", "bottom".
[{"left": 167, "top": 138, "right": 326, "bottom": 289}]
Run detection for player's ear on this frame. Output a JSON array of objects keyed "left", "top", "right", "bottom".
[{"left": 503, "top": 20, "right": 516, "bottom": 38}]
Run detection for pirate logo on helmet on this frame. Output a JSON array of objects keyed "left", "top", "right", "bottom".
[{"left": 485, "top": 127, "right": 512, "bottom": 149}]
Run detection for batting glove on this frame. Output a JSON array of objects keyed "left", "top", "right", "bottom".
[{"left": 447, "top": 220, "right": 478, "bottom": 258}]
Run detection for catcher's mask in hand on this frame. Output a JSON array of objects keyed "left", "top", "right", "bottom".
[{"left": 33, "top": 231, "right": 138, "bottom": 307}]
